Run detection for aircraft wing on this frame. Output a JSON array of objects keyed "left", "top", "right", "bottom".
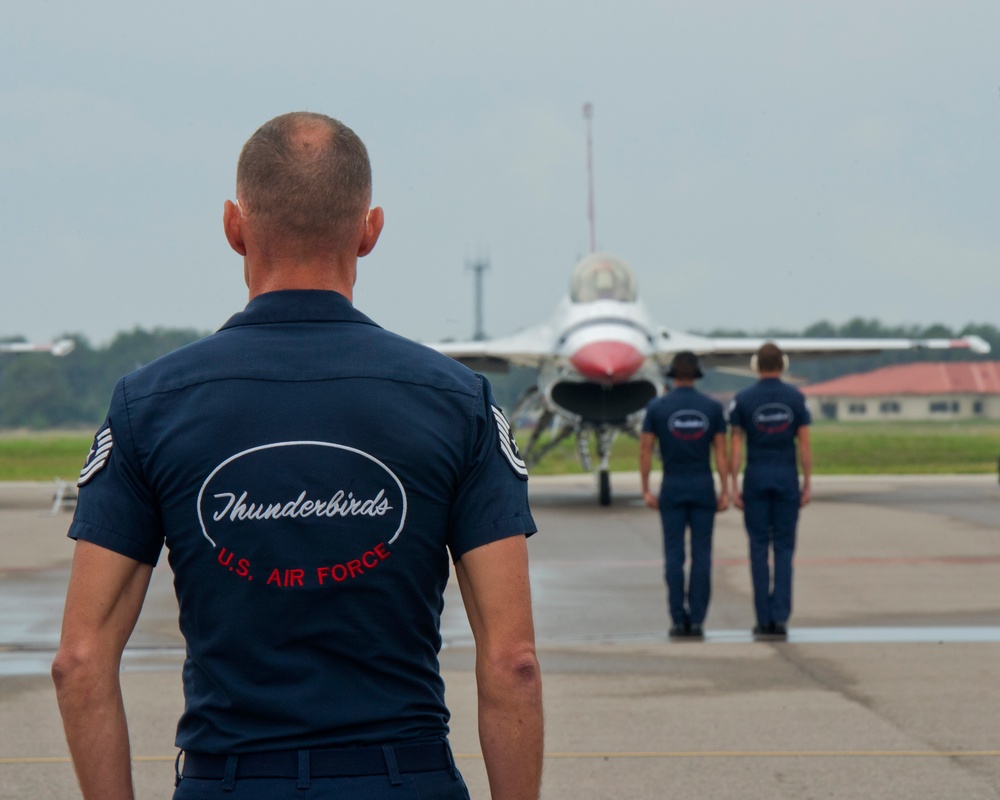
[
  {"left": 686, "top": 334, "right": 991, "bottom": 370},
  {"left": 426, "top": 323, "right": 557, "bottom": 371},
  {"left": 0, "top": 339, "right": 75, "bottom": 356}
]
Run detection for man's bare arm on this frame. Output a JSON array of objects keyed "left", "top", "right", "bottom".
[
  {"left": 712, "top": 432, "right": 729, "bottom": 511},
  {"left": 729, "top": 428, "right": 744, "bottom": 510},
  {"left": 797, "top": 425, "right": 812, "bottom": 506},
  {"left": 455, "top": 535, "right": 543, "bottom": 800},
  {"left": 52, "top": 540, "right": 153, "bottom": 800},
  {"left": 639, "top": 432, "right": 658, "bottom": 509}
]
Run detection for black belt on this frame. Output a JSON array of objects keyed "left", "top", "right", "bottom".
[{"left": 181, "top": 741, "right": 452, "bottom": 780}]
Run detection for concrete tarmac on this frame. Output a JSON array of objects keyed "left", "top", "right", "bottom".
[{"left": 1, "top": 474, "right": 999, "bottom": 799}]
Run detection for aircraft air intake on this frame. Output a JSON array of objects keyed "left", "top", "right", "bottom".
[{"left": 551, "top": 379, "right": 657, "bottom": 424}]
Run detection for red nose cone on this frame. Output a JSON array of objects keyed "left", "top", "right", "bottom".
[{"left": 570, "top": 341, "right": 645, "bottom": 384}]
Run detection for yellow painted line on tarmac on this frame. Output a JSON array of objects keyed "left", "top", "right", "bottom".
[
  {"left": 542, "top": 750, "right": 1000, "bottom": 759},
  {"left": 4, "top": 750, "right": 1000, "bottom": 766},
  {"left": 0, "top": 757, "right": 180, "bottom": 765}
]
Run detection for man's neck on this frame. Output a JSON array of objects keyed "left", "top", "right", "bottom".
[{"left": 247, "top": 256, "right": 356, "bottom": 302}]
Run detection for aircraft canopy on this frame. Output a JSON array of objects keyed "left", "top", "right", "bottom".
[{"left": 569, "top": 253, "right": 637, "bottom": 303}]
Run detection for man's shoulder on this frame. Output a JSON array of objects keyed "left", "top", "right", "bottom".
[
  {"left": 365, "top": 325, "right": 485, "bottom": 389},
  {"left": 648, "top": 389, "right": 719, "bottom": 416},
  {"left": 646, "top": 392, "right": 683, "bottom": 417},
  {"left": 694, "top": 389, "right": 724, "bottom": 412},
  {"left": 120, "top": 318, "right": 483, "bottom": 402},
  {"left": 729, "top": 384, "right": 760, "bottom": 423},
  {"left": 732, "top": 384, "right": 756, "bottom": 404},
  {"left": 738, "top": 378, "right": 795, "bottom": 399},
  {"left": 786, "top": 381, "right": 807, "bottom": 400},
  {"left": 645, "top": 393, "right": 667, "bottom": 413},
  {"left": 670, "top": 388, "right": 720, "bottom": 412},
  {"left": 120, "top": 333, "right": 218, "bottom": 390},
  {"left": 771, "top": 379, "right": 806, "bottom": 403}
]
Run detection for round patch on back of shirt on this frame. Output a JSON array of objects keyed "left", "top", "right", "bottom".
[
  {"left": 196, "top": 441, "right": 408, "bottom": 591},
  {"left": 752, "top": 403, "right": 793, "bottom": 434},
  {"left": 668, "top": 409, "right": 709, "bottom": 441}
]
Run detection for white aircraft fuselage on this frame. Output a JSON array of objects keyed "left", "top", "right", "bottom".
[{"left": 540, "top": 296, "right": 662, "bottom": 425}]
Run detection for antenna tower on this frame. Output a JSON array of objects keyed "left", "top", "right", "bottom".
[
  {"left": 466, "top": 257, "right": 490, "bottom": 341},
  {"left": 583, "top": 102, "right": 596, "bottom": 253}
]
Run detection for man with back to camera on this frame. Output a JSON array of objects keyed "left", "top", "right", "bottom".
[
  {"left": 52, "top": 112, "right": 543, "bottom": 800},
  {"left": 639, "top": 351, "right": 729, "bottom": 639},
  {"left": 728, "top": 342, "right": 812, "bottom": 640}
]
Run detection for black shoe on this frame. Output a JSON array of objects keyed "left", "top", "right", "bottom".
[
  {"left": 687, "top": 624, "right": 704, "bottom": 639},
  {"left": 669, "top": 624, "right": 687, "bottom": 639},
  {"left": 753, "top": 623, "right": 787, "bottom": 641}
]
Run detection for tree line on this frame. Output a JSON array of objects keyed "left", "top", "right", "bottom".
[
  {"left": 0, "top": 328, "right": 207, "bottom": 429},
  {"left": 1, "top": 319, "right": 997, "bottom": 430}
]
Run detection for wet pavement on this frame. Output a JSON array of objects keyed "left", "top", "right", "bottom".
[{"left": 1, "top": 474, "right": 999, "bottom": 799}]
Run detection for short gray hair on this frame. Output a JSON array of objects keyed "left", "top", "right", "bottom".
[{"left": 236, "top": 112, "right": 371, "bottom": 245}]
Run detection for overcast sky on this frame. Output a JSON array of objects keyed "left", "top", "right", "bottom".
[{"left": 3, "top": 1, "right": 998, "bottom": 346}]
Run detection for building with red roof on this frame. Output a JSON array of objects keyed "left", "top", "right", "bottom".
[{"left": 802, "top": 362, "right": 1000, "bottom": 421}]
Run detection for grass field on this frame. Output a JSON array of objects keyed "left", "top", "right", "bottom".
[
  {"left": 806, "top": 422, "right": 1000, "bottom": 475},
  {"left": 0, "top": 433, "right": 95, "bottom": 481},
  {"left": 1, "top": 422, "right": 999, "bottom": 481},
  {"left": 520, "top": 421, "right": 1000, "bottom": 477}
]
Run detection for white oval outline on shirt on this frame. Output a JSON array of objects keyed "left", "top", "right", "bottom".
[
  {"left": 666, "top": 409, "right": 709, "bottom": 438},
  {"left": 196, "top": 441, "right": 408, "bottom": 548},
  {"left": 752, "top": 402, "right": 794, "bottom": 432}
]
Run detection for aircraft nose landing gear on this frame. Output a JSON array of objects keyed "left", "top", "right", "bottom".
[
  {"left": 596, "top": 426, "right": 616, "bottom": 506},
  {"left": 598, "top": 469, "right": 611, "bottom": 506}
]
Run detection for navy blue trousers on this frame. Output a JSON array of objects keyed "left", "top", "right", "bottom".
[
  {"left": 659, "top": 477, "right": 717, "bottom": 627},
  {"left": 173, "top": 742, "right": 469, "bottom": 800},
  {"left": 173, "top": 769, "right": 469, "bottom": 799},
  {"left": 741, "top": 467, "right": 800, "bottom": 627}
]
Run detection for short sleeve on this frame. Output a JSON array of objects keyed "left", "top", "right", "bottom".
[
  {"left": 68, "top": 379, "right": 165, "bottom": 565},
  {"left": 641, "top": 400, "right": 657, "bottom": 434},
  {"left": 796, "top": 391, "right": 812, "bottom": 428},
  {"left": 728, "top": 396, "right": 745, "bottom": 429},
  {"left": 447, "top": 376, "right": 536, "bottom": 561},
  {"left": 711, "top": 401, "right": 727, "bottom": 435}
]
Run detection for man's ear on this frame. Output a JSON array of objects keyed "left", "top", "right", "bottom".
[
  {"left": 223, "top": 200, "right": 247, "bottom": 256},
  {"left": 357, "top": 206, "right": 384, "bottom": 258}
]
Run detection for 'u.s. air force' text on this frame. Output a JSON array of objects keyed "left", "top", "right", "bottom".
[{"left": 216, "top": 543, "right": 392, "bottom": 588}]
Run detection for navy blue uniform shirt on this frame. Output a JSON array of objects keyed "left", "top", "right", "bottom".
[
  {"left": 642, "top": 386, "right": 726, "bottom": 476},
  {"left": 69, "top": 290, "right": 536, "bottom": 754},
  {"left": 728, "top": 377, "right": 811, "bottom": 468}
]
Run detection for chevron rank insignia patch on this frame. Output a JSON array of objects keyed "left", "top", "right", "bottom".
[
  {"left": 492, "top": 405, "right": 528, "bottom": 480},
  {"left": 78, "top": 425, "right": 113, "bottom": 487}
]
